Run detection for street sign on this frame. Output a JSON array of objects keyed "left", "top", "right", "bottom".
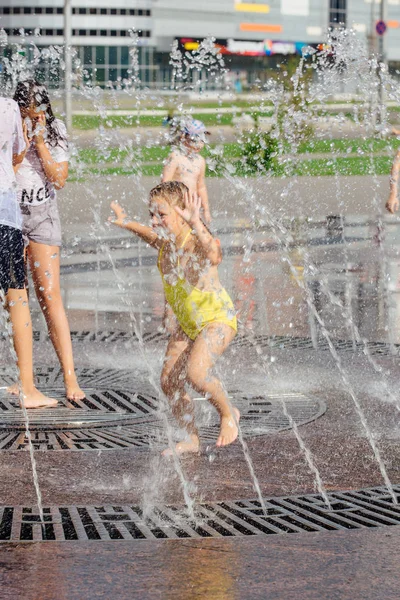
[{"left": 376, "top": 20, "right": 387, "bottom": 36}]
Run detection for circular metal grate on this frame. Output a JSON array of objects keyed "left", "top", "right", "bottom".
[{"left": 0, "top": 367, "right": 326, "bottom": 451}]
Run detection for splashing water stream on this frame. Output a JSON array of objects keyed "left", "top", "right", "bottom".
[
  {"left": 1, "top": 26, "right": 400, "bottom": 518},
  {"left": 0, "top": 296, "right": 44, "bottom": 523}
]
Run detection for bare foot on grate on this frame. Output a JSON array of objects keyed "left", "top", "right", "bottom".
[
  {"left": 21, "top": 388, "right": 58, "bottom": 409},
  {"left": 162, "top": 434, "right": 200, "bottom": 457},
  {"left": 64, "top": 376, "right": 86, "bottom": 401},
  {"left": 216, "top": 407, "right": 240, "bottom": 448}
]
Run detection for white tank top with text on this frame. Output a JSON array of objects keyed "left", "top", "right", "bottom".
[{"left": 17, "top": 119, "right": 68, "bottom": 206}]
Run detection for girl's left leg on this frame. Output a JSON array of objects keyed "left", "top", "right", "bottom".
[
  {"left": 186, "top": 323, "right": 239, "bottom": 447},
  {"left": 27, "top": 241, "right": 84, "bottom": 400},
  {"left": 160, "top": 328, "right": 198, "bottom": 456}
]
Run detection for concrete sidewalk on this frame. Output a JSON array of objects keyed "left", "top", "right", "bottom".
[{"left": 58, "top": 174, "right": 395, "bottom": 241}]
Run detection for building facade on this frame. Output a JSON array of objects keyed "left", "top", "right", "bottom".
[{"left": 1, "top": 1, "right": 400, "bottom": 89}]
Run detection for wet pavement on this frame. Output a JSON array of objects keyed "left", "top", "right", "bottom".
[
  {"left": 1, "top": 182, "right": 400, "bottom": 597},
  {"left": 1, "top": 526, "right": 399, "bottom": 600}
]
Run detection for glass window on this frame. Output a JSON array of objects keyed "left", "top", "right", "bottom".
[
  {"left": 45, "top": 7, "right": 53, "bottom": 14},
  {"left": 100, "top": 9, "right": 107, "bottom": 15},
  {"left": 120, "top": 31, "right": 127, "bottom": 37},
  {"left": 83, "top": 68, "right": 93, "bottom": 82},
  {"left": 109, "top": 46, "right": 118, "bottom": 64},
  {"left": 72, "top": 9, "right": 77, "bottom": 15},
  {"left": 90, "top": 30, "right": 96, "bottom": 37},
  {"left": 111, "top": 9, "right": 117, "bottom": 15},
  {"left": 121, "top": 46, "right": 129, "bottom": 65},
  {"left": 24, "top": 7, "right": 32, "bottom": 14},
  {"left": 110, "top": 30, "right": 117, "bottom": 37},
  {"left": 100, "top": 30, "right": 107, "bottom": 36},
  {"left": 329, "top": 0, "right": 346, "bottom": 28},
  {"left": 138, "top": 10, "right": 143, "bottom": 16},
  {"left": 3, "top": 8, "right": 10, "bottom": 15},
  {"left": 78, "top": 30, "right": 87, "bottom": 36},
  {"left": 121, "top": 68, "right": 129, "bottom": 81},
  {"left": 109, "top": 68, "right": 118, "bottom": 81},
  {"left": 79, "top": 9, "right": 86, "bottom": 15},
  {"left": 95, "top": 68, "right": 106, "bottom": 84},
  {"left": 35, "top": 69, "right": 46, "bottom": 84},
  {"left": 45, "top": 29, "right": 53, "bottom": 36},
  {"left": 34, "top": 8, "right": 42, "bottom": 14},
  {"left": 57, "top": 8, "right": 63, "bottom": 15},
  {"left": 96, "top": 46, "right": 105, "bottom": 64},
  {"left": 120, "top": 9, "right": 127, "bottom": 16},
  {"left": 84, "top": 46, "right": 93, "bottom": 64},
  {"left": 90, "top": 9, "right": 97, "bottom": 15},
  {"left": 129, "top": 10, "right": 136, "bottom": 16},
  {"left": 14, "top": 7, "right": 21, "bottom": 14}
]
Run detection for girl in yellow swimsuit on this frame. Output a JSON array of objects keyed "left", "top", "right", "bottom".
[{"left": 109, "top": 181, "right": 239, "bottom": 456}]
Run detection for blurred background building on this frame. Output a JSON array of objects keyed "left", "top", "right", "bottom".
[{"left": 0, "top": 1, "right": 400, "bottom": 89}]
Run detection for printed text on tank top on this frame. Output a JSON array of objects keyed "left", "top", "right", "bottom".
[{"left": 21, "top": 181, "right": 51, "bottom": 204}]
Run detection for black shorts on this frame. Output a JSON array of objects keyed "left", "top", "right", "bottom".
[{"left": 0, "top": 225, "right": 25, "bottom": 295}]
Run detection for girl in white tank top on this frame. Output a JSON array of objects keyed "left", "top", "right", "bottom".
[{"left": 12, "top": 80, "right": 84, "bottom": 401}]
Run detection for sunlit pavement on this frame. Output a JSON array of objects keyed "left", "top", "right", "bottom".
[{"left": 1, "top": 178, "right": 400, "bottom": 599}]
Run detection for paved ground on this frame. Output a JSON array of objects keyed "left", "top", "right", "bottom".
[
  {"left": 1, "top": 527, "right": 399, "bottom": 600},
  {"left": 58, "top": 173, "right": 396, "bottom": 242},
  {"left": 1, "top": 197, "right": 400, "bottom": 597}
]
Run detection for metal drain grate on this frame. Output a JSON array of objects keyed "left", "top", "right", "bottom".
[
  {"left": 1, "top": 486, "right": 399, "bottom": 542},
  {"left": 0, "top": 368, "right": 326, "bottom": 450}
]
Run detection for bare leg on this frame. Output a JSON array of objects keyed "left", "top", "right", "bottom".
[
  {"left": 160, "top": 328, "right": 199, "bottom": 456},
  {"left": 27, "top": 242, "right": 84, "bottom": 400},
  {"left": 162, "top": 301, "right": 178, "bottom": 335},
  {"left": 6, "top": 288, "right": 57, "bottom": 408},
  {"left": 186, "top": 323, "right": 239, "bottom": 448}
]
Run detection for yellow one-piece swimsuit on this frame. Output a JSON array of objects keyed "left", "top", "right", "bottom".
[{"left": 158, "top": 230, "right": 237, "bottom": 341}]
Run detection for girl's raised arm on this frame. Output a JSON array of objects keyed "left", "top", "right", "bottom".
[
  {"left": 109, "top": 201, "right": 160, "bottom": 247},
  {"left": 174, "top": 192, "right": 221, "bottom": 265}
]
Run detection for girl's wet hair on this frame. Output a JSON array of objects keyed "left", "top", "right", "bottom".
[
  {"left": 149, "top": 181, "right": 189, "bottom": 209},
  {"left": 13, "top": 79, "right": 67, "bottom": 149}
]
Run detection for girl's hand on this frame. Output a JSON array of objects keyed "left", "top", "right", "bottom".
[
  {"left": 109, "top": 201, "right": 128, "bottom": 227},
  {"left": 22, "top": 121, "right": 31, "bottom": 154},
  {"left": 174, "top": 191, "right": 201, "bottom": 225},
  {"left": 33, "top": 113, "right": 46, "bottom": 146}
]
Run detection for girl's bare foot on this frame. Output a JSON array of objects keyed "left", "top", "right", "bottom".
[
  {"left": 64, "top": 377, "right": 85, "bottom": 401},
  {"left": 7, "top": 383, "right": 19, "bottom": 396},
  {"left": 162, "top": 434, "right": 200, "bottom": 457},
  {"left": 21, "top": 388, "right": 58, "bottom": 409},
  {"left": 216, "top": 407, "right": 240, "bottom": 447}
]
